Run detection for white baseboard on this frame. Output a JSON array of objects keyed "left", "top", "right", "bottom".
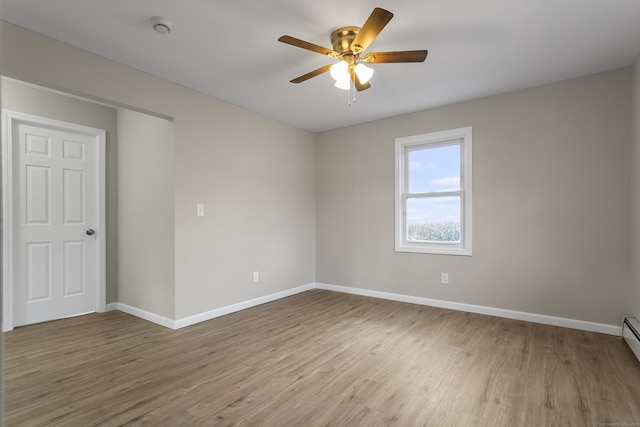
[
  {"left": 315, "top": 283, "right": 622, "bottom": 336},
  {"left": 112, "top": 302, "right": 176, "bottom": 330},
  {"left": 174, "top": 283, "right": 315, "bottom": 329},
  {"left": 107, "top": 282, "right": 621, "bottom": 336},
  {"left": 109, "top": 284, "right": 313, "bottom": 330}
]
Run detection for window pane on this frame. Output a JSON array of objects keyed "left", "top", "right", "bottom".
[
  {"left": 406, "top": 196, "right": 461, "bottom": 242},
  {"left": 408, "top": 144, "right": 460, "bottom": 193}
]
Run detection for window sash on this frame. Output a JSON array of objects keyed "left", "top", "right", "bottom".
[{"left": 403, "top": 192, "right": 464, "bottom": 246}]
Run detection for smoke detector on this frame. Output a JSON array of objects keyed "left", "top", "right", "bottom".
[{"left": 151, "top": 16, "right": 173, "bottom": 34}]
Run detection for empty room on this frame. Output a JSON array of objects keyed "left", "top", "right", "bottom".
[{"left": 2, "top": 1, "right": 640, "bottom": 425}]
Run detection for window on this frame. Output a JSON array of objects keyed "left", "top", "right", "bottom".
[{"left": 395, "top": 127, "right": 472, "bottom": 255}]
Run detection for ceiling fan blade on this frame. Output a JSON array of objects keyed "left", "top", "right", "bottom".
[
  {"left": 278, "top": 35, "right": 338, "bottom": 57},
  {"left": 351, "top": 72, "right": 371, "bottom": 92},
  {"left": 290, "top": 64, "right": 333, "bottom": 83},
  {"left": 350, "top": 8, "right": 394, "bottom": 53},
  {"left": 363, "top": 50, "right": 428, "bottom": 63}
]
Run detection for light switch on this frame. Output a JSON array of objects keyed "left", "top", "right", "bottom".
[{"left": 196, "top": 203, "right": 205, "bottom": 217}]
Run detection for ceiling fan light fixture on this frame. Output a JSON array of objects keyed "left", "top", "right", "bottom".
[
  {"left": 330, "top": 61, "right": 349, "bottom": 81},
  {"left": 334, "top": 76, "right": 351, "bottom": 90},
  {"left": 354, "top": 63, "right": 374, "bottom": 84}
]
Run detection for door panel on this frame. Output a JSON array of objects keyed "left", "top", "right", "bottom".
[
  {"left": 26, "top": 165, "right": 51, "bottom": 224},
  {"left": 26, "top": 242, "right": 51, "bottom": 301},
  {"left": 63, "top": 168, "right": 84, "bottom": 223},
  {"left": 63, "top": 240, "right": 85, "bottom": 296}
]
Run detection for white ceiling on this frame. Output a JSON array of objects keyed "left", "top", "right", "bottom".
[{"left": 4, "top": 0, "right": 640, "bottom": 133}]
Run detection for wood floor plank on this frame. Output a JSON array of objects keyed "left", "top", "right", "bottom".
[{"left": 4, "top": 289, "right": 640, "bottom": 426}]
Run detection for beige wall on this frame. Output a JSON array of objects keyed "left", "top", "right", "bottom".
[
  {"left": 117, "top": 109, "right": 175, "bottom": 318},
  {"left": 317, "top": 68, "right": 632, "bottom": 326},
  {"left": 632, "top": 54, "right": 640, "bottom": 319},
  {"left": 2, "top": 22, "right": 316, "bottom": 320},
  {"left": 3, "top": 21, "right": 634, "bottom": 327},
  {"left": 2, "top": 78, "right": 119, "bottom": 304}
]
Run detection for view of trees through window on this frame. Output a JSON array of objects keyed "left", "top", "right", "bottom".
[{"left": 407, "top": 221, "right": 461, "bottom": 242}]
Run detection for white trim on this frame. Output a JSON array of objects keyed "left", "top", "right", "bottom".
[
  {"left": 395, "top": 126, "right": 472, "bottom": 256},
  {"left": 173, "top": 283, "right": 315, "bottom": 329},
  {"left": 1, "top": 110, "right": 107, "bottom": 332},
  {"left": 110, "top": 282, "right": 620, "bottom": 336},
  {"left": 113, "top": 303, "right": 175, "bottom": 330},
  {"left": 108, "top": 284, "right": 316, "bottom": 330},
  {"left": 2, "top": 112, "right": 16, "bottom": 332},
  {"left": 315, "top": 283, "right": 622, "bottom": 336},
  {"left": 96, "top": 121, "right": 107, "bottom": 314}
]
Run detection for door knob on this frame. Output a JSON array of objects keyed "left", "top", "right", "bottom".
[{"left": 86, "top": 229, "right": 95, "bottom": 236}]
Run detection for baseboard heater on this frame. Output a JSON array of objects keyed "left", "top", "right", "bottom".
[{"left": 623, "top": 316, "right": 640, "bottom": 363}]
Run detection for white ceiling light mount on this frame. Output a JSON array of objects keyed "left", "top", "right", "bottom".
[{"left": 151, "top": 16, "right": 173, "bottom": 34}]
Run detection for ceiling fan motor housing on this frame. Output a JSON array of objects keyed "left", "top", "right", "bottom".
[{"left": 330, "top": 26, "right": 360, "bottom": 55}]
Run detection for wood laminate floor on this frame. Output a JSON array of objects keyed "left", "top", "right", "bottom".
[{"left": 4, "top": 289, "right": 640, "bottom": 426}]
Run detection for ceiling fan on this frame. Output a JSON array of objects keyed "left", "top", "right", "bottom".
[{"left": 278, "top": 7, "right": 428, "bottom": 92}]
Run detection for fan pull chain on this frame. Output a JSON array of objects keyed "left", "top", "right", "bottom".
[{"left": 347, "top": 78, "right": 356, "bottom": 107}]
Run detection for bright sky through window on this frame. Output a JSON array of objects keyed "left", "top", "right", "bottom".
[
  {"left": 407, "top": 144, "right": 461, "bottom": 229},
  {"left": 408, "top": 144, "right": 460, "bottom": 193}
]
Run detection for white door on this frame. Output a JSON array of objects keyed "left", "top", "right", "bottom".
[{"left": 6, "top": 112, "right": 105, "bottom": 327}]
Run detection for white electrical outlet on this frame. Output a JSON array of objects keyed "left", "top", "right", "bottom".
[
  {"left": 196, "top": 203, "right": 205, "bottom": 217},
  {"left": 441, "top": 273, "right": 449, "bottom": 285},
  {"left": 253, "top": 271, "right": 259, "bottom": 282}
]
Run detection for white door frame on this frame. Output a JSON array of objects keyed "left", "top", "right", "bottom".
[{"left": 2, "top": 110, "right": 106, "bottom": 332}]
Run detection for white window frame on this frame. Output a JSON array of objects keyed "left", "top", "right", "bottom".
[{"left": 395, "top": 126, "right": 472, "bottom": 256}]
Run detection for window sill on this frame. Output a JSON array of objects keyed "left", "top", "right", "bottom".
[{"left": 395, "top": 243, "right": 472, "bottom": 256}]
